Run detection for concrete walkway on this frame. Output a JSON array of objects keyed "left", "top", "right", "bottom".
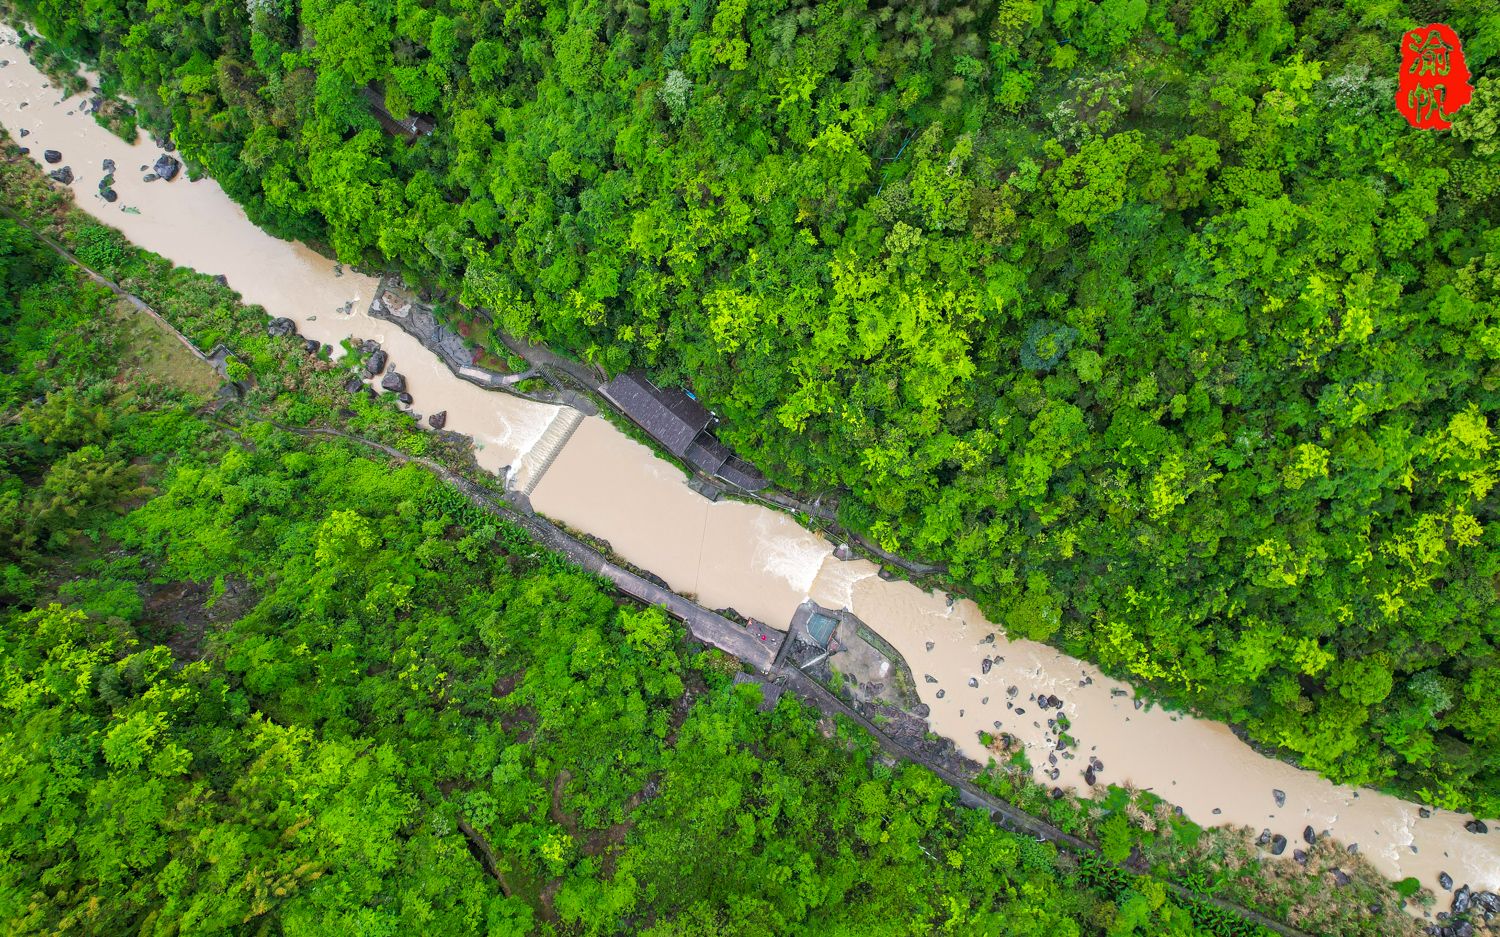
[
  {"left": 259, "top": 422, "right": 1307, "bottom": 937},
  {"left": 18, "top": 217, "right": 1304, "bottom": 937},
  {"left": 272, "top": 425, "right": 781, "bottom": 673}
]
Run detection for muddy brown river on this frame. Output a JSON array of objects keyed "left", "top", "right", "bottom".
[{"left": 2, "top": 27, "right": 1494, "bottom": 900}]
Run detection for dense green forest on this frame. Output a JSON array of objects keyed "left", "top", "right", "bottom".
[
  {"left": 5, "top": 146, "right": 1438, "bottom": 935},
  {"left": 0, "top": 208, "right": 1268, "bottom": 935},
  {"left": 10, "top": 0, "right": 1500, "bottom": 819}
]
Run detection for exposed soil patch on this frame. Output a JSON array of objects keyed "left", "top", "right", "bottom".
[
  {"left": 549, "top": 769, "right": 579, "bottom": 836},
  {"left": 141, "top": 575, "right": 254, "bottom": 662},
  {"left": 588, "top": 813, "right": 636, "bottom": 880},
  {"left": 491, "top": 668, "right": 524, "bottom": 698},
  {"left": 662, "top": 668, "right": 709, "bottom": 748},
  {"left": 537, "top": 877, "right": 562, "bottom": 922},
  {"left": 498, "top": 702, "right": 535, "bottom": 743},
  {"left": 548, "top": 767, "right": 639, "bottom": 881}
]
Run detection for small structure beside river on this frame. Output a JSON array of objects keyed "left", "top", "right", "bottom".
[
  {"left": 779, "top": 600, "right": 921, "bottom": 714},
  {"left": 601, "top": 372, "right": 768, "bottom": 490}
]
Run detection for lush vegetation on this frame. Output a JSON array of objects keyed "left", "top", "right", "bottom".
[
  {"left": 11, "top": 0, "right": 1497, "bottom": 816},
  {"left": 0, "top": 140, "right": 452, "bottom": 461},
  {"left": 972, "top": 747, "right": 1422, "bottom": 937},
  {"left": 0, "top": 207, "right": 1288, "bottom": 935}
]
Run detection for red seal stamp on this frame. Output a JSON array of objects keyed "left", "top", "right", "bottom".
[{"left": 1396, "top": 24, "right": 1473, "bottom": 130}]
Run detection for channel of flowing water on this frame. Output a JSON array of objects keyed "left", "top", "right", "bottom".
[
  {"left": 0, "top": 33, "right": 554, "bottom": 476},
  {"left": 1, "top": 28, "right": 1493, "bottom": 899}
]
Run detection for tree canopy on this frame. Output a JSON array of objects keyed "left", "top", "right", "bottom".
[
  {"left": 0, "top": 216, "right": 1229, "bottom": 934},
  {"left": 12, "top": 0, "right": 1500, "bottom": 816}
]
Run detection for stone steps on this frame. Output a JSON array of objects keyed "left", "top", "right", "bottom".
[{"left": 512, "top": 407, "right": 584, "bottom": 495}]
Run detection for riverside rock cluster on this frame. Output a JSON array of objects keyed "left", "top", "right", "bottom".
[
  {"left": 33, "top": 136, "right": 178, "bottom": 200},
  {"left": 1425, "top": 883, "right": 1500, "bottom": 937}
]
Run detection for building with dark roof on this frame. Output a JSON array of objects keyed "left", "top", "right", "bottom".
[
  {"left": 601, "top": 372, "right": 712, "bottom": 457},
  {"left": 716, "top": 456, "right": 767, "bottom": 491},
  {"left": 684, "top": 435, "right": 731, "bottom": 476},
  {"left": 601, "top": 372, "right": 769, "bottom": 491}
]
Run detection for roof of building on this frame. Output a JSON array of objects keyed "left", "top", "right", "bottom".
[
  {"left": 685, "top": 433, "right": 732, "bottom": 476},
  {"left": 805, "top": 612, "right": 839, "bottom": 647},
  {"left": 716, "top": 456, "right": 769, "bottom": 491},
  {"left": 602, "top": 372, "right": 713, "bottom": 456}
]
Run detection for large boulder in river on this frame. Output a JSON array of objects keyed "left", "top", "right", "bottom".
[
  {"left": 363, "top": 349, "right": 387, "bottom": 376},
  {"left": 428, "top": 410, "right": 447, "bottom": 430},
  {"left": 43, "top": 149, "right": 61, "bottom": 163},
  {"left": 266, "top": 317, "right": 297, "bottom": 338},
  {"left": 1269, "top": 834, "right": 1287, "bottom": 856},
  {"left": 1454, "top": 885, "right": 1472, "bottom": 914},
  {"left": 48, "top": 166, "right": 73, "bottom": 185},
  {"left": 152, "top": 153, "right": 181, "bottom": 181},
  {"left": 303, "top": 338, "right": 321, "bottom": 355},
  {"left": 102, "top": 158, "right": 115, "bottom": 173},
  {"left": 380, "top": 371, "right": 406, "bottom": 393},
  {"left": 101, "top": 189, "right": 117, "bottom": 203},
  {"left": 1465, "top": 819, "right": 1489, "bottom": 834}
]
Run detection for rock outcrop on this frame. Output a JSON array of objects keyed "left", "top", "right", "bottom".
[{"left": 153, "top": 153, "right": 181, "bottom": 181}]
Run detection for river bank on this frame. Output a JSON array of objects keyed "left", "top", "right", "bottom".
[{"left": 0, "top": 25, "right": 1493, "bottom": 910}]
